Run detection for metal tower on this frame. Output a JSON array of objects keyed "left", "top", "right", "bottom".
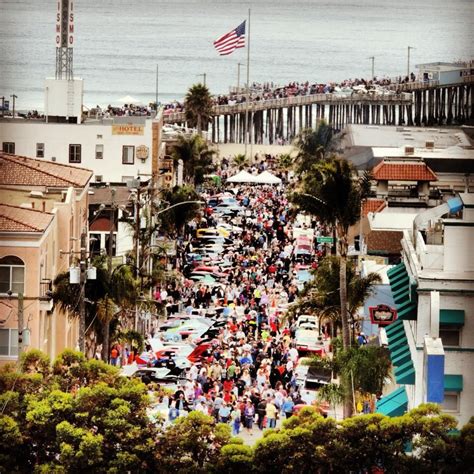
[{"left": 55, "top": 0, "right": 74, "bottom": 80}]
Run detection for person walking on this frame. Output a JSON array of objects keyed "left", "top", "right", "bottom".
[
  {"left": 244, "top": 400, "right": 255, "bottom": 435},
  {"left": 230, "top": 403, "right": 241, "bottom": 435},
  {"left": 265, "top": 397, "right": 278, "bottom": 429}
]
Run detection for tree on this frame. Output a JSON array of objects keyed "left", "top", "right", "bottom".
[
  {"left": 295, "top": 255, "right": 381, "bottom": 338},
  {"left": 232, "top": 153, "right": 249, "bottom": 170},
  {"left": 318, "top": 383, "right": 345, "bottom": 419},
  {"left": 171, "top": 133, "right": 215, "bottom": 185},
  {"left": 0, "top": 349, "right": 158, "bottom": 473},
  {"left": 155, "top": 411, "right": 231, "bottom": 473},
  {"left": 158, "top": 185, "right": 202, "bottom": 237},
  {"left": 184, "top": 83, "right": 214, "bottom": 135},
  {"left": 52, "top": 256, "right": 139, "bottom": 360},
  {"left": 293, "top": 120, "right": 340, "bottom": 173},
  {"left": 292, "top": 158, "right": 364, "bottom": 350}
]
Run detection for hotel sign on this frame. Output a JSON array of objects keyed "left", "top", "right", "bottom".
[
  {"left": 112, "top": 124, "right": 145, "bottom": 136},
  {"left": 369, "top": 304, "right": 397, "bottom": 326}
]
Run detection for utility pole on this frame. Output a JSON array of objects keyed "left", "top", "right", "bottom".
[
  {"left": 17, "top": 293, "right": 24, "bottom": 357},
  {"left": 134, "top": 185, "right": 142, "bottom": 332},
  {"left": 107, "top": 188, "right": 116, "bottom": 275},
  {"left": 0, "top": 96, "right": 4, "bottom": 118},
  {"left": 78, "top": 231, "right": 87, "bottom": 353},
  {"left": 10, "top": 94, "right": 17, "bottom": 118},
  {"left": 197, "top": 73, "right": 206, "bottom": 86}
]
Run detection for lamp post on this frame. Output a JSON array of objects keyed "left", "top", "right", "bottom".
[
  {"left": 368, "top": 56, "right": 375, "bottom": 80},
  {"left": 407, "top": 46, "right": 415, "bottom": 79},
  {"left": 10, "top": 94, "right": 17, "bottom": 118},
  {"left": 196, "top": 73, "right": 207, "bottom": 86},
  {"left": 237, "top": 62, "right": 243, "bottom": 92}
]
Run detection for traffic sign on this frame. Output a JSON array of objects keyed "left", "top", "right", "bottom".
[{"left": 317, "top": 236, "right": 334, "bottom": 243}]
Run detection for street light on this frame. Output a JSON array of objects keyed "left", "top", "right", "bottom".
[
  {"left": 237, "top": 62, "right": 243, "bottom": 91},
  {"left": 196, "top": 73, "right": 207, "bottom": 86},
  {"left": 368, "top": 56, "right": 375, "bottom": 80},
  {"left": 407, "top": 46, "right": 415, "bottom": 79}
]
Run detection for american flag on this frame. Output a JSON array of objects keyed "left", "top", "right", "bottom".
[{"left": 213, "top": 21, "right": 246, "bottom": 56}]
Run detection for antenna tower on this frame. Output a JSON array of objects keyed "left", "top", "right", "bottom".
[{"left": 55, "top": 0, "right": 74, "bottom": 80}]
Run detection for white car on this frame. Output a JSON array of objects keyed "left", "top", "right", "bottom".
[{"left": 296, "top": 315, "right": 318, "bottom": 327}]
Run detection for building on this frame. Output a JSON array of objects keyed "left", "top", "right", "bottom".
[
  {"left": 0, "top": 114, "right": 165, "bottom": 184},
  {"left": 377, "top": 193, "right": 474, "bottom": 426},
  {"left": 0, "top": 152, "right": 93, "bottom": 362}
]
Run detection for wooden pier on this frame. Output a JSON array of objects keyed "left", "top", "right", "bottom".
[{"left": 163, "top": 78, "right": 473, "bottom": 144}]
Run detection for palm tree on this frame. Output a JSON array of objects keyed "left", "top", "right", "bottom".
[
  {"left": 184, "top": 83, "right": 214, "bottom": 135},
  {"left": 232, "top": 153, "right": 249, "bottom": 170},
  {"left": 53, "top": 257, "right": 138, "bottom": 360},
  {"left": 171, "top": 133, "right": 215, "bottom": 185},
  {"left": 293, "top": 120, "right": 341, "bottom": 173},
  {"left": 292, "top": 157, "right": 367, "bottom": 419},
  {"left": 295, "top": 256, "right": 381, "bottom": 337},
  {"left": 158, "top": 185, "right": 202, "bottom": 238}
]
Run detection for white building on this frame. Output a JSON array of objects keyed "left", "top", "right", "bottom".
[
  {"left": 377, "top": 193, "right": 474, "bottom": 426},
  {"left": 0, "top": 114, "right": 165, "bottom": 184}
]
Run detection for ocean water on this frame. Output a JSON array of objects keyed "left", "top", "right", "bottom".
[{"left": 0, "top": 0, "right": 473, "bottom": 111}]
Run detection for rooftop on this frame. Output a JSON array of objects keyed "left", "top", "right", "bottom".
[
  {"left": 0, "top": 152, "right": 93, "bottom": 188},
  {"left": 344, "top": 125, "right": 471, "bottom": 148},
  {"left": 362, "top": 199, "right": 386, "bottom": 217},
  {"left": 372, "top": 161, "right": 438, "bottom": 181},
  {"left": 366, "top": 230, "right": 403, "bottom": 255},
  {"left": 369, "top": 210, "right": 420, "bottom": 231},
  {"left": 0, "top": 204, "right": 54, "bottom": 233}
]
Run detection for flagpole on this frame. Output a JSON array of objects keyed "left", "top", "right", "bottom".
[{"left": 244, "top": 8, "right": 251, "bottom": 157}]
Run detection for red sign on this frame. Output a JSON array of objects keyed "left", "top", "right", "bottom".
[{"left": 369, "top": 304, "right": 397, "bottom": 326}]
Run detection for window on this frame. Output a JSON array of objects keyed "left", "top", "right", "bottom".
[
  {"left": 2, "top": 142, "right": 15, "bottom": 154},
  {"left": 122, "top": 146, "right": 135, "bottom": 165},
  {"left": 96, "top": 134, "right": 103, "bottom": 139},
  {"left": 442, "top": 392, "right": 460, "bottom": 412},
  {"left": 0, "top": 256, "right": 25, "bottom": 294},
  {"left": 36, "top": 143, "right": 45, "bottom": 158},
  {"left": 95, "top": 144, "right": 104, "bottom": 159},
  {"left": 439, "top": 325, "right": 461, "bottom": 347},
  {"left": 69, "top": 144, "right": 81, "bottom": 163},
  {"left": 0, "top": 329, "right": 19, "bottom": 357}
]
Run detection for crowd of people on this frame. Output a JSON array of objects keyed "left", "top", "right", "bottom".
[{"left": 122, "top": 159, "right": 375, "bottom": 434}]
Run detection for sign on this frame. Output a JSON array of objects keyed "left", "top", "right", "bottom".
[
  {"left": 56, "top": 0, "right": 74, "bottom": 47},
  {"left": 317, "top": 236, "right": 334, "bottom": 243},
  {"left": 369, "top": 304, "right": 397, "bottom": 326},
  {"left": 136, "top": 145, "right": 149, "bottom": 160},
  {"left": 112, "top": 124, "right": 144, "bottom": 136}
]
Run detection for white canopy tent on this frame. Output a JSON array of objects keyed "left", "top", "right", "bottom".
[
  {"left": 226, "top": 170, "right": 258, "bottom": 183},
  {"left": 254, "top": 170, "right": 282, "bottom": 184}
]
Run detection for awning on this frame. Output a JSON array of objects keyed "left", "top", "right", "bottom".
[
  {"left": 385, "top": 319, "right": 415, "bottom": 385},
  {"left": 387, "top": 262, "right": 417, "bottom": 320},
  {"left": 440, "top": 309, "right": 465, "bottom": 326},
  {"left": 444, "top": 374, "right": 463, "bottom": 392},
  {"left": 376, "top": 385, "right": 408, "bottom": 417}
]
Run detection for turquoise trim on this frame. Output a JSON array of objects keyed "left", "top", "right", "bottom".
[{"left": 376, "top": 386, "right": 408, "bottom": 417}]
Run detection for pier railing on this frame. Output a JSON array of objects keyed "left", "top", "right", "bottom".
[{"left": 163, "top": 91, "right": 413, "bottom": 123}]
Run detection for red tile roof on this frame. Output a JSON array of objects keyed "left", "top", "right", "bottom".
[
  {"left": 366, "top": 230, "right": 404, "bottom": 255},
  {"left": 0, "top": 152, "right": 93, "bottom": 188},
  {"left": 0, "top": 204, "right": 54, "bottom": 233},
  {"left": 372, "top": 161, "right": 437, "bottom": 181},
  {"left": 362, "top": 199, "right": 386, "bottom": 217}
]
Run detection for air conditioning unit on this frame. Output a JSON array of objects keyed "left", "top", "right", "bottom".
[
  {"left": 405, "top": 146, "right": 415, "bottom": 155},
  {"left": 95, "top": 175, "right": 103, "bottom": 183},
  {"left": 425, "top": 141, "right": 434, "bottom": 149},
  {"left": 434, "top": 220, "right": 443, "bottom": 232},
  {"left": 51, "top": 156, "right": 56, "bottom": 162}
]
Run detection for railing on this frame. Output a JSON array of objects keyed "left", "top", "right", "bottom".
[{"left": 163, "top": 92, "right": 413, "bottom": 122}]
